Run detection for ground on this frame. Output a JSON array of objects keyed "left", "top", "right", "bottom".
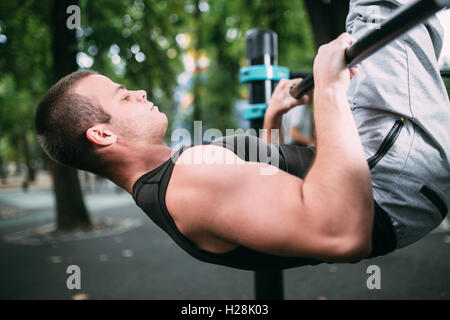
[{"left": 0, "top": 173, "right": 449, "bottom": 300}]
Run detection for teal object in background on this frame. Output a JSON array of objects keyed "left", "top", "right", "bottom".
[
  {"left": 242, "top": 103, "right": 268, "bottom": 120},
  {"left": 239, "top": 65, "right": 289, "bottom": 119},
  {"left": 239, "top": 65, "right": 289, "bottom": 83}
]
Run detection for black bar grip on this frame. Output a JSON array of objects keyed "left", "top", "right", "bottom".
[
  {"left": 289, "top": 71, "right": 311, "bottom": 79},
  {"left": 289, "top": 0, "right": 450, "bottom": 99},
  {"left": 291, "top": 69, "right": 450, "bottom": 79}
]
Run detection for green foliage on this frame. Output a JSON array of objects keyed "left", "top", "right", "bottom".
[
  {"left": 443, "top": 77, "right": 450, "bottom": 97},
  {"left": 180, "top": 0, "right": 316, "bottom": 132},
  {"left": 0, "top": 0, "right": 317, "bottom": 163},
  {"left": 237, "top": 0, "right": 316, "bottom": 69},
  {"left": 0, "top": 1, "right": 52, "bottom": 163}
]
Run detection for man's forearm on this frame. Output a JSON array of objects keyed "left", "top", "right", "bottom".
[
  {"left": 302, "top": 87, "right": 373, "bottom": 245},
  {"left": 262, "top": 110, "right": 285, "bottom": 144},
  {"left": 313, "top": 88, "right": 367, "bottom": 168},
  {"left": 260, "top": 78, "right": 311, "bottom": 143}
]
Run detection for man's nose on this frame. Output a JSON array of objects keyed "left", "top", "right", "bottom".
[{"left": 136, "top": 90, "right": 147, "bottom": 102}]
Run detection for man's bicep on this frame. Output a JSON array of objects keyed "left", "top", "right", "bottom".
[{"left": 201, "top": 161, "right": 328, "bottom": 258}]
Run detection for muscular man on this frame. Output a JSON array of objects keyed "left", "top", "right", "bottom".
[{"left": 35, "top": 0, "right": 449, "bottom": 271}]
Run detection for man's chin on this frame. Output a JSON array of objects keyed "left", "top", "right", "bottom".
[
  {"left": 161, "top": 114, "right": 169, "bottom": 132},
  {"left": 161, "top": 112, "right": 168, "bottom": 123}
]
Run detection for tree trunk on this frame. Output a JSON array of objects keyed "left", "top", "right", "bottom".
[
  {"left": 0, "top": 137, "right": 6, "bottom": 185},
  {"left": 50, "top": 0, "right": 91, "bottom": 231},
  {"left": 50, "top": 161, "right": 91, "bottom": 230},
  {"left": 20, "top": 131, "right": 35, "bottom": 183},
  {"left": 267, "top": 0, "right": 280, "bottom": 35},
  {"left": 303, "top": 0, "right": 350, "bottom": 48},
  {"left": 192, "top": 0, "right": 203, "bottom": 124}
]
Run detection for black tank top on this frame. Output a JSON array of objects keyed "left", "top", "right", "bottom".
[{"left": 131, "top": 135, "right": 323, "bottom": 271}]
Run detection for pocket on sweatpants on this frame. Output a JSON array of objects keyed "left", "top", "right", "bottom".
[{"left": 367, "top": 117, "right": 405, "bottom": 169}]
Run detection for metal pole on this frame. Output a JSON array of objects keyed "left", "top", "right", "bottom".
[
  {"left": 290, "top": 0, "right": 450, "bottom": 99},
  {"left": 291, "top": 70, "right": 450, "bottom": 79},
  {"left": 245, "top": 29, "right": 284, "bottom": 300}
]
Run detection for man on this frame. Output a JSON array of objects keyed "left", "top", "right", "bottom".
[
  {"left": 35, "top": 0, "right": 448, "bottom": 271},
  {"left": 282, "top": 104, "right": 314, "bottom": 147},
  {"left": 36, "top": 34, "right": 375, "bottom": 270}
]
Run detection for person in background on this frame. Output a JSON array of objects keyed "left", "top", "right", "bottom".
[{"left": 282, "top": 104, "right": 315, "bottom": 147}]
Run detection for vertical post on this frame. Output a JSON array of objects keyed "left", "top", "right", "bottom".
[
  {"left": 245, "top": 29, "right": 284, "bottom": 300},
  {"left": 254, "top": 270, "right": 284, "bottom": 300}
]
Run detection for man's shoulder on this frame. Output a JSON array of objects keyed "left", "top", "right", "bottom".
[
  {"left": 175, "top": 144, "right": 245, "bottom": 170},
  {"left": 168, "top": 141, "right": 278, "bottom": 204},
  {"left": 163, "top": 145, "right": 244, "bottom": 253},
  {"left": 166, "top": 144, "right": 244, "bottom": 246},
  {"left": 167, "top": 144, "right": 241, "bottom": 198}
]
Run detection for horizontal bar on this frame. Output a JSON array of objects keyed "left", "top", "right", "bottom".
[
  {"left": 290, "top": 70, "right": 450, "bottom": 79},
  {"left": 289, "top": 0, "right": 450, "bottom": 99}
]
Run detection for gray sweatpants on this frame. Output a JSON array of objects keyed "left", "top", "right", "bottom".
[{"left": 347, "top": 0, "right": 450, "bottom": 248}]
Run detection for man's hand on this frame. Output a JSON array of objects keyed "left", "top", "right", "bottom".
[
  {"left": 263, "top": 79, "right": 312, "bottom": 143},
  {"left": 265, "top": 78, "right": 312, "bottom": 119},
  {"left": 313, "top": 32, "right": 360, "bottom": 93}
]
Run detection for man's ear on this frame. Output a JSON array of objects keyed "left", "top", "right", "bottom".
[{"left": 86, "top": 125, "right": 117, "bottom": 147}]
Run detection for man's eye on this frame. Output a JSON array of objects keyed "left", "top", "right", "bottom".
[{"left": 122, "top": 95, "right": 130, "bottom": 101}]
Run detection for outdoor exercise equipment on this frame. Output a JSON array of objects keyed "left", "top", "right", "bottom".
[
  {"left": 239, "top": 0, "right": 449, "bottom": 301},
  {"left": 240, "top": 29, "right": 285, "bottom": 300},
  {"left": 290, "top": 69, "right": 450, "bottom": 79},
  {"left": 239, "top": 29, "right": 289, "bottom": 129}
]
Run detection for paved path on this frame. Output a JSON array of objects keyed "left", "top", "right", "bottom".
[{"left": 0, "top": 188, "right": 449, "bottom": 300}]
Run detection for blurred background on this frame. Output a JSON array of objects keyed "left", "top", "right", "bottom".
[{"left": 0, "top": 0, "right": 449, "bottom": 300}]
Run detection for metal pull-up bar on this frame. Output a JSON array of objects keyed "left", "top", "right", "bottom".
[
  {"left": 290, "top": 70, "right": 450, "bottom": 80},
  {"left": 290, "top": 0, "right": 450, "bottom": 99}
]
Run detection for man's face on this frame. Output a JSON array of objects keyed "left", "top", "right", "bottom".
[{"left": 72, "top": 74, "right": 168, "bottom": 146}]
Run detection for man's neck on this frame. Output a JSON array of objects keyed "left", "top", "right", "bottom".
[{"left": 105, "top": 143, "right": 176, "bottom": 194}]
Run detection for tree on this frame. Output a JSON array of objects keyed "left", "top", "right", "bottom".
[
  {"left": 48, "top": 0, "right": 91, "bottom": 231},
  {"left": 1, "top": 0, "right": 319, "bottom": 232},
  {"left": 0, "top": 0, "right": 91, "bottom": 229},
  {"left": 303, "top": 0, "right": 350, "bottom": 48},
  {"left": 0, "top": 1, "right": 52, "bottom": 186},
  {"left": 186, "top": 0, "right": 316, "bottom": 134},
  {"left": 192, "top": 0, "right": 204, "bottom": 124}
]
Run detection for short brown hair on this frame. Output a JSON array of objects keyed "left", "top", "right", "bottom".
[{"left": 35, "top": 70, "right": 111, "bottom": 175}]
